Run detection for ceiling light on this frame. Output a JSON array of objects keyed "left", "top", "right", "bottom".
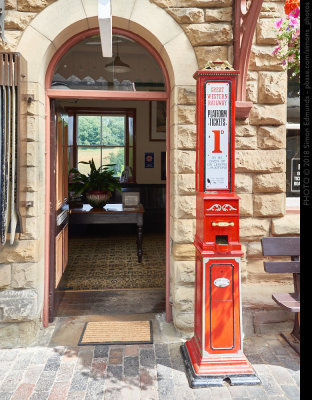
[{"left": 105, "top": 41, "right": 130, "bottom": 74}]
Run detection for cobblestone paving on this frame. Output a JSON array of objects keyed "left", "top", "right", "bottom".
[{"left": 0, "top": 334, "right": 299, "bottom": 400}]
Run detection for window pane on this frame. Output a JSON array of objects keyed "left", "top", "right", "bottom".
[
  {"left": 102, "top": 116, "right": 125, "bottom": 145},
  {"left": 102, "top": 147, "right": 125, "bottom": 177},
  {"left": 78, "top": 147, "right": 101, "bottom": 174},
  {"left": 52, "top": 34, "right": 166, "bottom": 92},
  {"left": 129, "top": 116, "right": 134, "bottom": 146},
  {"left": 286, "top": 129, "right": 300, "bottom": 197},
  {"left": 77, "top": 115, "right": 101, "bottom": 145}
]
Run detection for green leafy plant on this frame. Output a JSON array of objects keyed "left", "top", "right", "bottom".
[{"left": 69, "top": 158, "right": 121, "bottom": 195}]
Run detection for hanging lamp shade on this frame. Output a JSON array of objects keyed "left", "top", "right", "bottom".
[
  {"left": 105, "top": 39, "right": 131, "bottom": 73},
  {"left": 105, "top": 55, "right": 131, "bottom": 73}
]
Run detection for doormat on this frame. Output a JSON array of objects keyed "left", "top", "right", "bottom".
[{"left": 78, "top": 320, "right": 153, "bottom": 345}]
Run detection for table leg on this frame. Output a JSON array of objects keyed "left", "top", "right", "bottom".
[{"left": 137, "top": 225, "right": 143, "bottom": 263}]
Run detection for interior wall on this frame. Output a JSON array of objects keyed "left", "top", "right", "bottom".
[{"left": 60, "top": 99, "right": 166, "bottom": 184}]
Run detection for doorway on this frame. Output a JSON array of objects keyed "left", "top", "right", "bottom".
[
  {"left": 52, "top": 100, "right": 166, "bottom": 309},
  {"left": 46, "top": 29, "right": 170, "bottom": 321}
]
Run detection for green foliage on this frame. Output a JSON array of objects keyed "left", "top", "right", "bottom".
[
  {"left": 69, "top": 159, "right": 121, "bottom": 195},
  {"left": 78, "top": 115, "right": 125, "bottom": 146}
]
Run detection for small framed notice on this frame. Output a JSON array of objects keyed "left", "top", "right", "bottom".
[
  {"left": 204, "top": 81, "right": 231, "bottom": 191},
  {"left": 145, "top": 152, "right": 154, "bottom": 168}
]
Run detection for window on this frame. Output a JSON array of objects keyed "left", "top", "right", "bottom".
[{"left": 68, "top": 110, "right": 135, "bottom": 181}]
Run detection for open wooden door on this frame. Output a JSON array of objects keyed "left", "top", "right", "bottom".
[{"left": 49, "top": 100, "right": 69, "bottom": 322}]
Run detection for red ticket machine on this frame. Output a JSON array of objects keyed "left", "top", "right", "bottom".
[{"left": 180, "top": 62, "right": 260, "bottom": 387}]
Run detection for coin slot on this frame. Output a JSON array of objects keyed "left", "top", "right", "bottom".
[{"left": 216, "top": 235, "right": 228, "bottom": 245}]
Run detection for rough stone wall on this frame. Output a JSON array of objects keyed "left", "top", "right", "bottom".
[
  {"left": 0, "top": 0, "right": 300, "bottom": 344},
  {"left": 151, "top": 0, "right": 300, "bottom": 336}
]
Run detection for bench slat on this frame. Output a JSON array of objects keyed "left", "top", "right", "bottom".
[
  {"left": 261, "top": 237, "right": 300, "bottom": 257},
  {"left": 272, "top": 293, "right": 300, "bottom": 313},
  {"left": 264, "top": 261, "right": 300, "bottom": 274}
]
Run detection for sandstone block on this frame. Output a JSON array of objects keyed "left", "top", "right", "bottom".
[
  {"left": 258, "top": 125, "right": 286, "bottom": 149},
  {"left": 171, "top": 150, "right": 196, "bottom": 174},
  {"left": 254, "top": 193, "right": 285, "bottom": 217},
  {"left": 176, "top": 125, "right": 196, "bottom": 149},
  {"left": 249, "top": 45, "right": 284, "bottom": 71},
  {"left": 177, "top": 173, "right": 196, "bottom": 194},
  {"left": 272, "top": 214, "right": 300, "bottom": 235},
  {"left": 236, "top": 150, "right": 285, "bottom": 173},
  {"left": 171, "top": 259, "right": 195, "bottom": 283},
  {"left": 246, "top": 81, "right": 258, "bottom": 103},
  {"left": 167, "top": 8, "right": 204, "bottom": 23},
  {"left": 256, "top": 18, "right": 278, "bottom": 44},
  {"left": 4, "top": 10, "right": 36, "bottom": 30},
  {"left": 247, "top": 71, "right": 258, "bottom": 81},
  {"left": 235, "top": 135, "right": 257, "bottom": 150},
  {"left": 172, "top": 244, "right": 195, "bottom": 260},
  {"left": 238, "top": 194, "right": 253, "bottom": 217},
  {"left": 177, "top": 105, "right": 196, "bottom": 125},
  {"left": 0, "top": 264, "right": 11, "bottom": 288},
  {"left": 172, "top": 286, "right": 194, "bottom": 312},
  {"left": 247, "top": 241, "right": 264, "bottom": 258},
  {"left": 171, "top": 218, "right": 195, "bottom": 243},
  {"left": 172, "top": 308, "right": 194, "bottom": 336},
  {"left": 26, "top": 142, "right": 39, "bottom": 167},
  {"left": 177, "top": 87, "right": 196, "bottom": 105},
  {"left": 0, "top": 240, "right": 39, "bottom": 263},
  {"left": 253, "top": 173, "right": 285, "bottom": 193},
  {"left": 205, "top": 7, "right": 232, "bottom": 21},
  {"left": 235, "top": 125, "right": 257, "bottom": 137},
  {"left": 11, "top": 263, "right": 37, "bottom": 288},
  {"left": 246, "top": 259, "right": 292, "bottom": 283},
  {"left": 0, "top": 289, "right": 38, "bottom": 322},
  {"left": 240, "top": 218, "right": 270, "bottom": 241},
  {"left": 260, "top": 2, "right": 285, "bottom": 18},
  {"left": 17, "top": 0, "right": 55, "bottom": 12},
  {"left": 258, "top": 72, "right": 287, "bottom": 104},
  {"left": 194, "top": 46, "right": 228, "bottom": 69},
  {"left": 171, "top": 195, "right": 196, "bottom": 219},
  {"left": 183, "top": 23, "right": 232, "bottom": 46},
  {"left": 235, "top": 173, "right": 253, "bottom": 193},
  {"left": 249, "top": 104, "right": 286, "bottom": 125},
  {"left": 5, "top": 0, "right": 17, "bottom": 10},
  {"left": 0, "top": 30, "right": 22, "bottom": 52},
  {"left": 0, "top": 320, "right": 39, "bottom": 347}
]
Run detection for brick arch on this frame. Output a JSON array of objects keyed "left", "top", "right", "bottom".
[{"left": 16, "top": 0, "right": 198, "bottom": 88}]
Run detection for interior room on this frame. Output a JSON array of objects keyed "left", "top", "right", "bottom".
[{"left": 49, "top": 33, "right": 168, "bottom": 316}]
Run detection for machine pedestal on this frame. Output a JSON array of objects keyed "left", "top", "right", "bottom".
[{"left": 181, "top": 340, "right": 260, "bottom": 388}]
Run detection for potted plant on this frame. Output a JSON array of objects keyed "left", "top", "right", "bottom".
[{"left": 69, "top": 159, "right": 121, "bottom": 208}]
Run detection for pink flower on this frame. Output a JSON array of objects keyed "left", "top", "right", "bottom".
[
  {"left": 291, "top": 8, "right": 300, "bottom": 18},
  {"left": 274, "top": 19, "right": 283, "bottom": 28},
  {"left": 272, "top": 46, "right": 281, "bottom": 55}
]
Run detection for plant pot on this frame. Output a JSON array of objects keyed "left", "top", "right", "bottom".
[{"left": 85, "top": 190, "right": 112, "bottom": 208}]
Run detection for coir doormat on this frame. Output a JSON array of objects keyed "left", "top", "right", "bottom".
[{"left": 78, "top": 320, "right": 153, "bottom": 345}]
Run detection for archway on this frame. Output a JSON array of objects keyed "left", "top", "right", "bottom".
[{"left": 16, "top": 0, "right": 198, "bottom": 327}]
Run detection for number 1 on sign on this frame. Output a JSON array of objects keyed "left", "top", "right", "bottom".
[{"left": 212, "top": 130, "right": 224, "bottom": 153}]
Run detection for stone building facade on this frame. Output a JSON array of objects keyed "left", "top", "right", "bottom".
[{"left": 0, "top": 0, "right": 300, "bottom": 346}]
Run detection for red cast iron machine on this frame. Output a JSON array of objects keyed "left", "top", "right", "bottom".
[{"left": 180, "top": 62, "right": 261, "bottom": 387}]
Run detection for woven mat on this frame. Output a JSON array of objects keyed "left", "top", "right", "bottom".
[
  {"left": 78, "top": 320, "right": 153, "bottom": 345},
  {"left": 59, "top": 233, "right": 165, "bottom": 290}
]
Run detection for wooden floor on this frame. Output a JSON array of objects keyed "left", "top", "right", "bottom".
[{"left": 56, "top": 288, "right": 166, "bottom": 317}]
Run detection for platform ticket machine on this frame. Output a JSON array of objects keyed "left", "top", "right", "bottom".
[{"left": 180, "top": 62, "right": 261, "bottom": 387}]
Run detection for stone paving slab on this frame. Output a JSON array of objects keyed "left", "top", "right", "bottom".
[{"left": 0, "top": 333, "right": 300, "bottom": 400}]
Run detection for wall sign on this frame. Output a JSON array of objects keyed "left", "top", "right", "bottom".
[
  {"left": 204, "top": 81, "right": 230, "bottom": 191},
  {"left": 144, "top": 152, "right": 154, "bottom": 168},
  {"left": 291, "top": 158, "right": 300, "bottom": 192}
]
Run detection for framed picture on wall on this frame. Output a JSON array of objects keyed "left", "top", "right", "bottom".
[{"left": 150, "top": 101, "right": 166, "bottom": 141}]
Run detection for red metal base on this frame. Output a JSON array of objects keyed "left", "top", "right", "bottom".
[{"left": 181, "top": 339, "right": 261, "bottom": 387}]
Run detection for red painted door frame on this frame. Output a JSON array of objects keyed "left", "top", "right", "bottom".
[{"left": 43, "top": 27, "right": 171, "bottom": 327}]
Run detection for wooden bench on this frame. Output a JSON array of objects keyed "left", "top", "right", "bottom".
[{"left": 261, "top": 237, "right": 300, "bottom": 354}]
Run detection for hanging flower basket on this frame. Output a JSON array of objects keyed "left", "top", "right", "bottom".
[{"left": 272, "top": 0, "right": 300, "bottom": 79}]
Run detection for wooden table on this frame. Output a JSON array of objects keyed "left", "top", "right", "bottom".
[{"left": 69, "top": 203, "right": 144, "bottom": 262}]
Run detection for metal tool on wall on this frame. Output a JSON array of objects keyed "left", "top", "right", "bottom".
[{"left": 0, "top": 52, "right": 26, "bottom": 245}]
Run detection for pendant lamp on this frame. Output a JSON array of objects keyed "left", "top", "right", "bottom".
[{"left": 105, "top": 40, "right": 130, "bottom": 73}]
